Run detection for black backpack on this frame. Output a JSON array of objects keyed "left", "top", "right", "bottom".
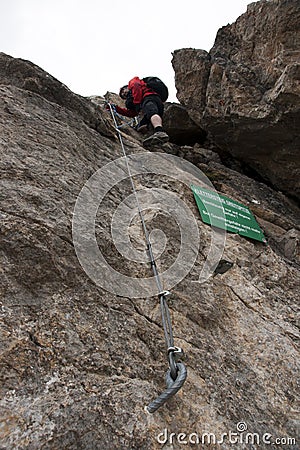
[{"left": 143, "top": 76, "right": 169, "bottom": 102}]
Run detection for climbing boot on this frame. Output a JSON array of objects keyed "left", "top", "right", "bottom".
[{"left": 143, "top": 131, "right": 169, "bottom": 148}]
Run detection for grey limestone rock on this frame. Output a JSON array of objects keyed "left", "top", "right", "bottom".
[{"left": 0, "top": 31, "right": 299, "bottom": 450}]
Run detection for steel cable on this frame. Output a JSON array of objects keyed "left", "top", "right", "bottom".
[{"left": 107, "top": 103, "right": 187, "bottom": 413}]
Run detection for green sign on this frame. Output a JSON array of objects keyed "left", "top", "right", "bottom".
[{"left": 191, "top": 185, "right": 266, "bottom": 243}]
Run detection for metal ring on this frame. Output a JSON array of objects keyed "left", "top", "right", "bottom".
[{"left": 168, "top": 350, "right": 178, "bottom": 381}]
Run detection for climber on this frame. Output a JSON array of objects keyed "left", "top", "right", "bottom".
[{"left": 114, "top": 76, "right": 169, "bottom": 148}]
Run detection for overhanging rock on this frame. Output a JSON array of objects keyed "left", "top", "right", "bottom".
[{"left": 172, "top": 0, "right": 300, "bottom": 200}]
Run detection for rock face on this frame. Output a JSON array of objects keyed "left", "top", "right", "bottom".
[
  {"left": 0, "top": 46, "right": 299, "bottom": 450},
  {"left": 0, "top": 53, "right": 114, "bottom": 139},
  {"left": 172, "top": 0, "right": 300, "bottom": 200},
  {"left": 163, "top": 103, "right": 206, "bottom": 145}
]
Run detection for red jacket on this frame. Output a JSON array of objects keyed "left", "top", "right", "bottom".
[{"left": 115, "top": 76, "right": 157, "bottom": 117}]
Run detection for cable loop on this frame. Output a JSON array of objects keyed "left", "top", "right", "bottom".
[{"left": 146, "top": 363, "right": 187, "bottom": 414}]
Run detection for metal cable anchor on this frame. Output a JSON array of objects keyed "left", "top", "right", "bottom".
[{"left": 168, "top": 346, "right": 184, "bottom": 380}]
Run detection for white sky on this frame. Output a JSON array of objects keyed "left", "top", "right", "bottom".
[{"left": 1, "top": 0, "right": 252, "bottom": 102}]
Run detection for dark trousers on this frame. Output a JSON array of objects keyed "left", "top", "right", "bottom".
[{"left": 142, "top": 95, "right": 164, "bottom": 121}]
